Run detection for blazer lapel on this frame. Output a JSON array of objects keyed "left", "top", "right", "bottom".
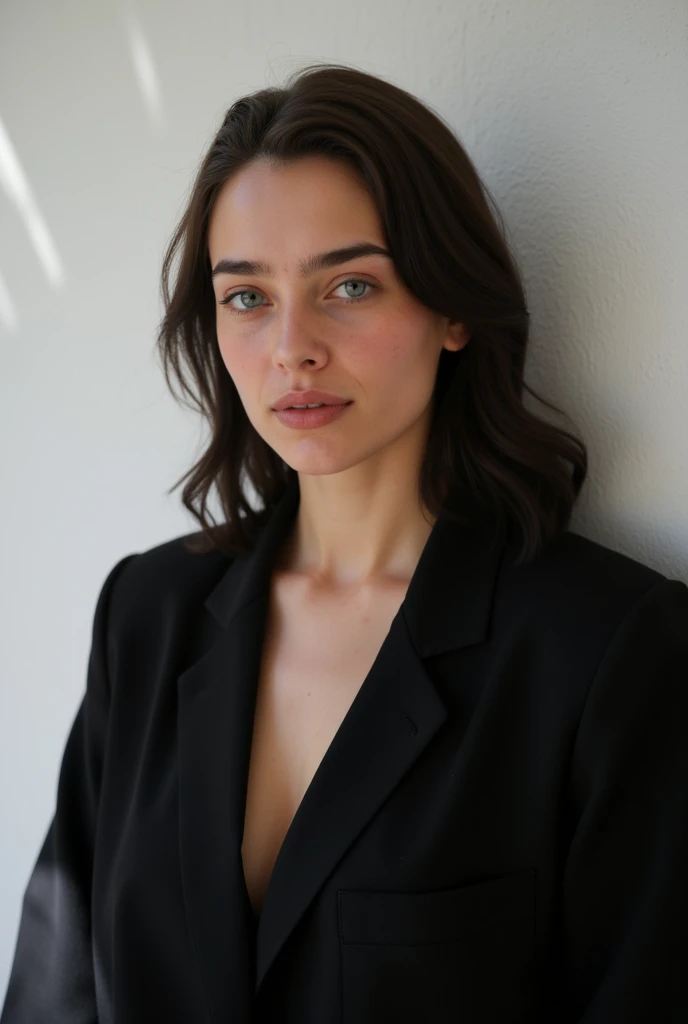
[{"left": 177, "top": 476, "right": 507, "bottom": 1016}]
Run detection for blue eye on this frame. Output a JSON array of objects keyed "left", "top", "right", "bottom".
[
  {"left": 219, "top": 289, "right": 264, "bottom": 313},
  {"left": 218, "top": 278, "right": 377, "bottom": 315}
]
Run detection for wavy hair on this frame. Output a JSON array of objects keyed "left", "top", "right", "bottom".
[{"left": 155, "top": 61, "right": 587, "bottom": 566}]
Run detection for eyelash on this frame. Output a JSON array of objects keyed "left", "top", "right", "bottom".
[{"left": 218, "top": 278, "right": 377, "bottom": 315}]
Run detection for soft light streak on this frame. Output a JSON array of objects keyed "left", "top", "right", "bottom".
[
  {"left": 0, "top": 266, "right": 19, "bottom": 332},
  {"left": 125, "top": 11, "right": 166, "bottom": 131},
  {"left": 0, "top": 117, "right": 66, "bottom": 289}
]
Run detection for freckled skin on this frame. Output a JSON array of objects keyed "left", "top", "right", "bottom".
[{"left": 207, "top": 155, "right": 470, "bottom": 482}]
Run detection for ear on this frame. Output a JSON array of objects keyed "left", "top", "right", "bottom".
[{"left": 442, "top": 320, "right": 471, "bottom": 353}]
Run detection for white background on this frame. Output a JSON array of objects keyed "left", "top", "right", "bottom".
[{"left": 1, "top": 0, "right": 686, "bottom": 998}]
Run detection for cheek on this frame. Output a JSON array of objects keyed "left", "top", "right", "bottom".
[
  {"left": 217, "top": 335, "right": 261, "bottom": 395},
  {"left": 354, "top": 323, "right": 437, "bottom": 402}
]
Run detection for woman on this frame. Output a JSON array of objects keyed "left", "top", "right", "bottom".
[{"left": 2, "top": 62, "right": 686, "bottom": 1023}]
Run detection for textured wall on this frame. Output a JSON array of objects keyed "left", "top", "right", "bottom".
[{"left": 1, "top": 0, "right": 686, "bottom": 997}]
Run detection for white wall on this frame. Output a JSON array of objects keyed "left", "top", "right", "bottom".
[{"left": 1, "top": 0, "right": 686, "bottom": 998}]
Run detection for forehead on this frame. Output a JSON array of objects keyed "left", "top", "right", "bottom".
[{"left": 207, "top": 156, "right": 384, "bottom": 259}]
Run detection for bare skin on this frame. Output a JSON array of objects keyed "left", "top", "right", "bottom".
[
  {"left": 207, "top": 154, "right": 471, "bottom": 916},
  {"left": 241, "top": 545, "right": 412, "bottom": 917}
]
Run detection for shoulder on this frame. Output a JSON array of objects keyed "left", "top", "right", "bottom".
[
  {"left": 101, "top": 529, "right": 234, "bottom": 632},
  {"left": 503, "top": 525, "right": 670, "bottom": 602},
  {"left": 496, "top": 526, "right": 681, "bottom": 671},
  {"left": 527, "top": 527, "right": 667, "bottom": 589}
]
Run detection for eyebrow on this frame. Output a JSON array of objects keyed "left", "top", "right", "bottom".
[{"left": 210, "top": 241, "right": 392, "bottom": 280}]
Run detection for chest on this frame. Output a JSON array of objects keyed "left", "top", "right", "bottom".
[{"left": 240, "top": 575, "right": 408, "bottom": 917}]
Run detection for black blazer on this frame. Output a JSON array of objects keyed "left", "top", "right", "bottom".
[{"left": 3, "top": 476, "right": 688, "bottom": 1023}]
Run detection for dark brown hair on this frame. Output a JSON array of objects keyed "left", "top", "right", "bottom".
[{"left": 155, "top": 61, "right": 587, "bottom": 567}]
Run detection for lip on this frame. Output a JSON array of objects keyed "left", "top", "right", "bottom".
[
  {"left": 273, "top": 402, "right": 352, "bottom": 429},
  {"left": 272, "top": 389, "right": 351, "bottom": 411}
]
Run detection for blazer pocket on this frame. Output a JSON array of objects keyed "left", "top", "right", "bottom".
[{"left": 337, "top": 868, "right": 536, "bottom": 1024}]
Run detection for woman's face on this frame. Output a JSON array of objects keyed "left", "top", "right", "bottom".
[{"left": 207, "top": 155, "right": 469, "bottom": 477}]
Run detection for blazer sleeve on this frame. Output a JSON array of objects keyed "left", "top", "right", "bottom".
[
  {"left": 560, "top": 577, "right": 688, "bottom": 1022},
  {"left": 1, "top": 553, "right": 137, "bottom": 1024}
]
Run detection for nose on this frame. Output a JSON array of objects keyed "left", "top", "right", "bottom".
[{"left": 271, "top": 304, "right": 328, "bottom": 372}]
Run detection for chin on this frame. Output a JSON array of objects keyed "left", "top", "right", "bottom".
[{"left": 275, "top": 445, "right": 369, "bottom": 477}]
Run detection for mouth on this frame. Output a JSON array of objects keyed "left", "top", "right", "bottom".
[
  {"left": 273, "top": 401, "right": 353, "bottom": 429},
  {"left": 285, "top": 401, "right": 349, "bottom": 409}
]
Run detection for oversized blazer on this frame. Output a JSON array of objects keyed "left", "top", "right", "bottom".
[{"left": 2, "top": 475, "right": 688, "bottom": 1023}]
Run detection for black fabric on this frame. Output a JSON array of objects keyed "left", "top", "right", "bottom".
[{"left": 2, "top": 475, "right": 687, "bottom": 1022}]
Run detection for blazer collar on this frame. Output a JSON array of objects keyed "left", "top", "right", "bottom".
[
  {"left": 205, "top": 473, "right": 505, "bottom": 657},
  {"left": 178, "top": 475, "right": 507, "bottom": 1017}
]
